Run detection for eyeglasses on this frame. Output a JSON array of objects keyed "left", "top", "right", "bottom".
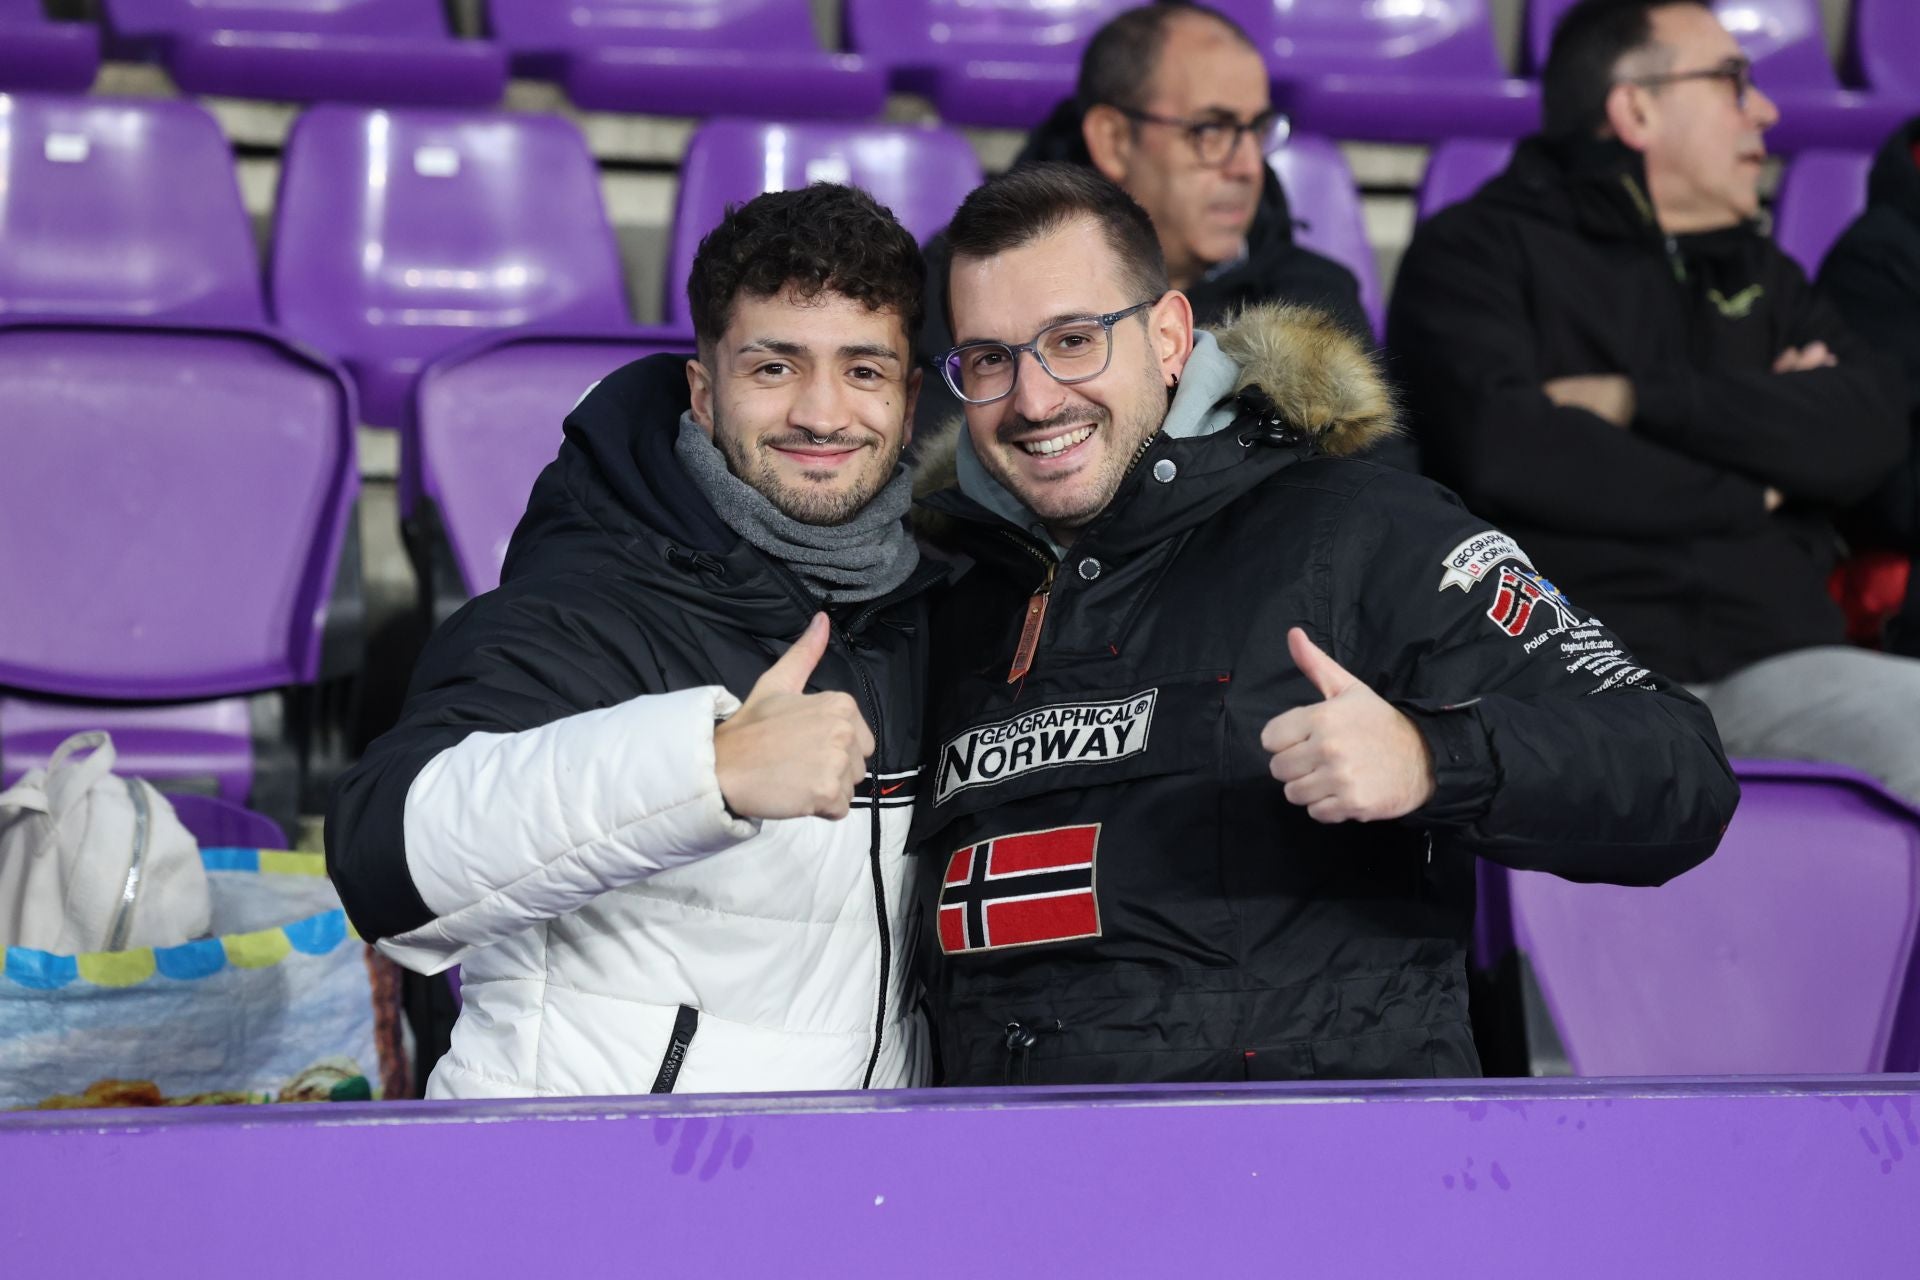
[
  {"left": 1110, "top": 106, "right": 1287, "bottom": 167},
  {"left": 939, "top": 301, "right": 1158, "bottom": 406},
  {"left": 1621, "top": 57, "right": 1758, "bottom": 110}
]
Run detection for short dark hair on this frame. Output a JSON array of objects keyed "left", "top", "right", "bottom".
[
  {"left": 686, "top": 183, "right": 924, "bottom": 353},
  {"left": 1077, "top": 2, "right": 1259, "bottom": 115},
  {"left": 1541, "top": 0, "right": 1708, "bottom": 137},
  {"left": 946, "top": 163, "right": 1169, "bottom": 312}
]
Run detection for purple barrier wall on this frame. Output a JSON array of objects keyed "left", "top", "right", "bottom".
[{"left": 5, "top": 1078, "right": 1918, "bottom": 1273}]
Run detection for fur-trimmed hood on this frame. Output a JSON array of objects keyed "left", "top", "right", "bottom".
[{"left": 913, "top": 301, "right": 1399, "bottom": 506}]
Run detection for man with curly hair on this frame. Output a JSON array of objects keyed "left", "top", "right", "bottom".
[{"left": 327, "top": 185, "right": 945, "bottom": 1098}]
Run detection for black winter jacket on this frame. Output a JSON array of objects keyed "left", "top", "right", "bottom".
[
  {"left": 1819, "top": 118, "right": 1920, "bottom": 552},
  {"left": 1391, "top": 135, "right": 1904, "bottom": 684},
  {"left": 912, "top": 306, "right": 1738, "bottom": 1087}
]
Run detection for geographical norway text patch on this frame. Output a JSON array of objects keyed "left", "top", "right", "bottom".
[
  {"left": 1438, "top": 530, "right": 1531, "bottom": 593},
  {"left": 938, "top": 825, "right": 1101, "bottom": 955},
  {"left": 934, "top": 691, "right": 1156, "bottom": 805}
]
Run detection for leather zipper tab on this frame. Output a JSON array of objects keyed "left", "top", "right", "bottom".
[{"left": 1008, "top": 563, "right": 1056, "bottom": 683}]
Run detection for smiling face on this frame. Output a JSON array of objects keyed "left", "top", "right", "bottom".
[
  {"left": 687, "top": 286, "right": 919, "bottom": 526},
  {"left": 948, "top": 218, "right": 1192, "bottom": 542},
  {"left": 1615, "top": 4, "right": 1779, "bottom": 232},
  {"left": 1085, "top": 12, "right": 1271, "bottom": 290}
]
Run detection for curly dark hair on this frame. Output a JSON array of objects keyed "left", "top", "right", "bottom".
[{"left": 686, "top": 183, "right": 925, "bottom": 354}]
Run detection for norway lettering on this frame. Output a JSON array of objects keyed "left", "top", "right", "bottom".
[{"left": 935, "top": 692, "right": 1158, "bottom": 805}]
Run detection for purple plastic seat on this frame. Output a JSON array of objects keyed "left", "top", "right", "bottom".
[
  {"left": 1416, "top": 137, "right": 1517, "bottom": 220},
  {"left": 1528, "top": 0, "right": 1910, "bottom": 152},
  {"left": 489, "top": 0, "right": 885, "bottom": 119},
  {"left": 661, "top": 118, "right": 984, "bottom": 332},
  {"left": 407, "top": 328, "right": 691, "bottom": 602},
  {"left": 101, "top": 0, "right": 504, "bottom": 106},
  {"left": 1218, "top": 0, "right": 1538, "bottom": 143},
  {"left": 270, "top": 105, "right": 630, "bottom": 428},
  {"left": 0, "top": 1, "right": 99, "bottom": 92},
  {"left": 1265, "top": 133, "right": 1382, "bottom": 339},
  {"left": 0, "top": 321, "right": 358, "bottom": 814},
  {"left": 844, "top": 0, "right": 1137, "bottom": 129},
  {"left": 1846, "top": 0, "right": 1920, "bottom": 105},
  {"left": 168, "top": 793, "right": 290, "bottom": 851},
  {"left": 1504, "top": 761, "right": 1920, "bottom": 1074},
  {"left": 0, "top": 95, "right": 264, "bottom": 326},
  {"left": 1773, "top": 148, "right": 1874, "bottom": 275}
]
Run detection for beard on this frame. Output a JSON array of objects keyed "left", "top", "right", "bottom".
[{"left": 713, "top": 415, "right": 905, "bottom": 527}]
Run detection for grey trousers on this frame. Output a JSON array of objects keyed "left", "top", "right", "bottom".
[{"left": 1690, "top": 646, "right": 1920, "bottom": 806}]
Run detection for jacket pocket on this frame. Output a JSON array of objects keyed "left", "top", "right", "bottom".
[{"left": 648, "top": 1004, "right": 700, "bottom": 1093}]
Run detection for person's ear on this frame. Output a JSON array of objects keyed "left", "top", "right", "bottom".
[
  {"left": 1083, "top": 104, "right": 1133, "bottom": 184},
  {"left": 1148, "top": 290, "right": 1195, "bottom": 385},
  {"left": 1605, "top": 81, "right": 1655, "bottom": 150},
  {"left": 686, "top": 355, "right": 716, "bottom": 435},
  {"left": 901, "top": 366, "right": 922, "bottom": 449}
]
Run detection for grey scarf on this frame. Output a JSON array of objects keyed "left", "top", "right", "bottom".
[{"left": 674, "top": 414, "right": 919, "bottom": 604}]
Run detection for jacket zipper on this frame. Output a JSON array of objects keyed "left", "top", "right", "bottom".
[{"left": 648, "top": 1004, "right": 700, "bottom": 1093}]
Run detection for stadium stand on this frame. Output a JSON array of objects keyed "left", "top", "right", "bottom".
[
  {"left": 1416, "top": 137, "right": 1517, "bottom": 220},
  {"left": 169, "top": 793, "right": 291, "bottom": 851},
  {"left": 490, "top": 0, "right": 886, "bottom": 119},
  {"left": 0, "top": 0, "right": 99, "bottom": 92},
  {"left": 1267, "top": 132, "right": 1385, "bottom": 337},
  {"left": 0, "top": 95, "right": 265, "bottom": 325},
  {"left": 269, "top": 104, "right": 631, "bottom": 428},
  {"left": 99, "top": 0, "right": 507, "bottom": 106},
  {"left": 1773, "top": 145, "right": 1874, "bottom": 271}
]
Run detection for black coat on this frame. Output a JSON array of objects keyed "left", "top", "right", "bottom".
[
  {"left": 1819, "top": 118, "right": 1920, "bottom": 554},
  {"left": 914, "top": 98, "right": 1374, "bottom": 436},
  {"left": 911, "top": 306, "right": 1738, "bottom": 1087},
  {"left": 1391, "top": 135, "right": 1905, "bottom": 684}
]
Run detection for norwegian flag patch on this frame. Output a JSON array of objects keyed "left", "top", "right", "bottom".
[
  {"left": 937, "top": 824, "right": 1101, "bottom": 955},
  {"left": 1486, "top": 564, "right": 1584, "bottom": 638}
]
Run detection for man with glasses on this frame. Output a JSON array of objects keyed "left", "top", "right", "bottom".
[
  {"left": 911, "top": 162, "right": 1737, "bottom": 1085},
  {"left": 1393, "top": 0, "right": 1920, "bottom": 805},
  {"left": 914, "top": 2, "right": 1370, "bottom": 437}
]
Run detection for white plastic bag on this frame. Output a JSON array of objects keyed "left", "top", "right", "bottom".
[{"left": 0, "top": 731, "right": 210, "bottom": 953}]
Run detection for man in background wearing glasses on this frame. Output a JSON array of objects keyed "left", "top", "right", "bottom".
[
  {"left": 909, "top": 162, "right": 1737, "bottom": 1086},
  {"left": 1393, "top": 0, "right": 1919, "bottom": 806},
  {"left": 914, "top": 2, "right": 1371, "bottom": 439}
]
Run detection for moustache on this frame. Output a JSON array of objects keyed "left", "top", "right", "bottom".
[{"left": 766, "top": 430, "right": 871, "bottom": 449}]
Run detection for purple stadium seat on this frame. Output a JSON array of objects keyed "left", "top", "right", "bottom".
[
  {"left": 489, "top": 0, "right": 886, "bottom": 119},
  {"left": 269, "top": 105, "right": 630, "bottom": 428},
  {"left": 1845, "top": 0, "right": 1920, "bottom": 105},
  {"left": 1505, "top": 760, "right": 1920, "bottom": 1074},
  {"left": 843, "top": 0, "right": 1137, "bottom": 129},
  {"left": 1416, "top": 137, "right": 1516, "bottom": 220},
  {"left": 101, "top": 0, "right": 505, "bottom": 107},
  {"left": 0, "top": 1, "right": 99, "bottom": 92},
  {"left": 0, "top": 320, "right": 358, "bottom": 818},
  {"left": 407, "top": 329, "right": 690, "bottom": 604},
  {"left": 1773, "top": 148, "right": 1873, "bottom": 275},
  {"left": 1265, "top": 133, "right": 1382, "bottom": 339},
  {"left": 168, "top": 793, "right": 290, "bottom": 851},
  {"left": 661, "top": 119, "right": 984, "bottom": 332},
  {"left": 1218, "top": 0, "right": 1539, "bottom": 143},
  {"left": 0, "top": 95, "right": 264, "bottom": 326},
  {"left": 1527, "top": 0, "right": 1909, "bottom": 151}
]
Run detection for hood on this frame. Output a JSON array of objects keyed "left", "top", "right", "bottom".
[
  {"left": 1866, "top": 116, "right": 1920, "bottom": 227},
  {"left": 1016, "top": 95, "right": 1300, "bottom": 260},
  {"left": 916, "top": 301, "right": 1397, "bottom": 548},
  {"left": 1479, "top": 134, "right": 1672, "bottom": 246}
]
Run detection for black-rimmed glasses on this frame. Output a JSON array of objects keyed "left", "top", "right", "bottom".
[
  {"left": 939, "top": 301, "right": 1158, "bottom": 406},
  {"left": 1621, "top": 57, "right": 1758, "bottom": 110},
  {"left": 1111, "top": 106, "right": 1287, "bottom": 167}
]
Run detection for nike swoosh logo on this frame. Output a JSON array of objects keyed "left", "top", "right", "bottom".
[{"left": 879, "top": 782, "right": 908, "bottom": 797}]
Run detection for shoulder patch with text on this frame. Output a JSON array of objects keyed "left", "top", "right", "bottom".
[
  {"left": 935, "top": 691, "right": 1157, "bottom": 805},
  {"left": 1439, "top": 531, "right": 1533, "bottom": 593}
]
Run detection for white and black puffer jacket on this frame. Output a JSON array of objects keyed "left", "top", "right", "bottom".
[{"left": 327, "top": 355, "right": 944, "bottom": 1098}]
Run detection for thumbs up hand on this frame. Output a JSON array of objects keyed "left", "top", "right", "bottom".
[
  {"left": 1259, "top": 628, "right": 1435, "bottom": 824},
  {"left": 713, "top": 613, "right": 876, "bottom": 821}
]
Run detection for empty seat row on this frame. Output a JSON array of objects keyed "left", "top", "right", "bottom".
[{"left": 3, "top": 1, "right": 1916, "bottom": 147}]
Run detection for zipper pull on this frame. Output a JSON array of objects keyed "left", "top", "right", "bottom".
[{"left": 1007, "top": 561, "right": 1056, "bottom": 684}]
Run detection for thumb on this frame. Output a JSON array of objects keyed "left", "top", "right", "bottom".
[
  {"left": 1288, "top": 626, "right": 1358, "bottom": 701},
  {"left": 754, "top": 613, "right": 830, "bottom": 699}
]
